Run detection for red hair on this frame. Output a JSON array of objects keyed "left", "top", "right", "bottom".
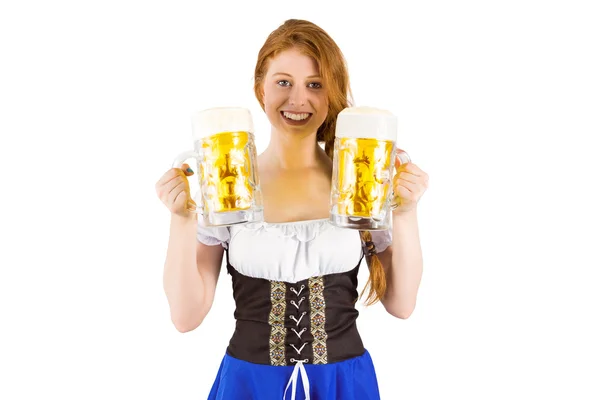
[{"left": 254, "top": 19, "right": 386, "bottom": 306}]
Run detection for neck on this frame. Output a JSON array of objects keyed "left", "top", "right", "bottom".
[{"left": 262, "top": 128, "right": 324, "bottom": 169}]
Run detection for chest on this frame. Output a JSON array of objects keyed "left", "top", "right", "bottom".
[{"left": 259, "top": 169, "right": 331, "bottom": 222}]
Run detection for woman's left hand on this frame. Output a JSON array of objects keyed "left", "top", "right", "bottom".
[{"left": 391, "top": 150, "right": 429, "bottom": 214}]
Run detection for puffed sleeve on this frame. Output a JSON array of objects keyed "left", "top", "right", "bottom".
[
  {"left": 196, "top": 221, "right": 230, "bottom": 248},
  {"left": 370, "top": 227, "right": 392, "bottom": 253}
]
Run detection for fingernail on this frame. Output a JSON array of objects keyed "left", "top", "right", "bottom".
[{"left": 186, "top": 168, "right": 193, "bottom": 173}]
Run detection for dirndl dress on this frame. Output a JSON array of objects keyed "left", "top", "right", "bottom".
[{"left": 196, "top": 218, "right": 392, "bottom": 400}]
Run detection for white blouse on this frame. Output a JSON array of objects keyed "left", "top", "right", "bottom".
[{"left": 196, "top": 218, "right": 392, "bottom": 284}]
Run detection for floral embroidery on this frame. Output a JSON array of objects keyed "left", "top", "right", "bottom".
[
  {"left": 308, "top": 277, "right": 328, "bottom": 364},
  {"left": 269, "top": 281, "right": 287, "bottom": 366}
]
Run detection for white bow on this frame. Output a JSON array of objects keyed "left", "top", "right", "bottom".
[{"left": 283, "top": 358, "right": 310, "bottom": 400}]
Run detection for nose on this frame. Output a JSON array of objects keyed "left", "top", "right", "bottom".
[{"left": 289, "top": 84, "right": 307, "bottom": 107}]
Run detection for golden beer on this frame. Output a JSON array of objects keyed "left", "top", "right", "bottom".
[
  {"left": 174, "top": 107, "right": 263, "bottom": 226},
  {"left": 196, "top": 131, "right": 257, "bottom": 213},
  {"left": 334, "top": 137, "right": 394, "bottom": 217},
  {"left": 330, "top": 106, "right": 402, "bottom": 230}
]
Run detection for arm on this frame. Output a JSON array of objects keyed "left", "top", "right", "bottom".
[
  {"left": 378, "top": 208, "right": 423, "bottom": 319},
  {"left": 163, "top": 214, "right": 224, "bottom": 332}
]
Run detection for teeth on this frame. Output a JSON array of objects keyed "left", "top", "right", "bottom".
[{"left": 283, "top": 112, "right": 310, "bottom": 121}]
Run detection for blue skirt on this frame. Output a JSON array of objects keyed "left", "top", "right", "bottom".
[{"left": 207, "top": 349, "right": 380, "bottom": 400}]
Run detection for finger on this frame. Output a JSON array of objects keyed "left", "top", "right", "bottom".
[
  {"left": 182, "top": 163, "right": 194, "bottom": 177},
  {"left": 167, "top": 181, "right": 188, "bottom": 206},
  {"left": 168, "top": 179, "right": 187, "bottom": 199},
  {"left": 156, "top": 168, "right": 185, "bottom": 191},
  {"left": 394, "top": 151, "right": 411, "bottom": 169},
  {"left": 157, "top": 175, "right": 184, "bottom": 200},
  {"left": 158, "top": 165, "right": 192, "bottom": 194},
  {"left": 172, "top": 189, "right": 189, "bottom": 211},
  {"left": 179, "top": 194, "right": 197, "bottom": 212},
  {"left": 394, "top": 179, "right": 419, "bottom": 194},
  {"left": 392, "top": 185, "right": 413, "bottom": 204},
  {"left": 159, "top": 177, "right": 185, "bottom": 203},
  {"left": 393, "top": 184, "right": 421, "bottom": 204},
  {"left": 397, "top": 162, "right": 425, "bottom": 178},
  {"left": 407, "top": 163, "right": 426, "bottom": 177},
  {"left": 394, "top": 171, "right": 420, "bottom": 184}
]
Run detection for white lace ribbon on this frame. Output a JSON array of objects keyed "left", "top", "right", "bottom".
[{"left": 283, "top": 358, "right": 310, "bottom": 400}]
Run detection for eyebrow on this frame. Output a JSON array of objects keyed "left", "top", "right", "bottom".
[{"left": 272, "top": 72, "right": 322, "bottom": 79}]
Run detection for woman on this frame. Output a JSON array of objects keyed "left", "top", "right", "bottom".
[{"left": 155, "top": 19, "right": 428, "bottom": 400}]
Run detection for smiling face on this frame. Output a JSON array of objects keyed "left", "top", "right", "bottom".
[{"left": 261, "top": 48, "right": 329, "bottom": 138}]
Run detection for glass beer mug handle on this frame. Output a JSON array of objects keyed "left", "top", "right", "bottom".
[
  {"left": 172, "top": 150, "right": 203, "bottom": 214},
  {"left": 246, "top": 143, "right": 258, "bottom": 189},
  {"left": 390, "top": 149, "right": 411, "bottom": 210}
]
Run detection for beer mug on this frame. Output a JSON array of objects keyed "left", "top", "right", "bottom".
[
  {"left": 173, "top": 107, "right": 263, "bottom": 226},
  {"left": 329, "top": 106, "right": 410, "bottom": 230}
]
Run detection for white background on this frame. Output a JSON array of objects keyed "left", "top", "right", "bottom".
[{"left": 1, "top": 0, "right": 599, "bottom": 399}]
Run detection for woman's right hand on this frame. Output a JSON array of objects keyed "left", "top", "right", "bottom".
[{"left": 155, "top": 164, "right": 196, "bottom": 219}]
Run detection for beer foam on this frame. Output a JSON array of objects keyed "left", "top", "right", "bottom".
[
  {"left": 334, "top": 106, "right": 397, "bottom": 141},
  {"left": 191, "top": 107, "right": 254, "bottom": 139}
]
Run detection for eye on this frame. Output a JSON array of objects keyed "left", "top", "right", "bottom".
[
  {"left": 308, "top": 82, "right": 322, "bottom": 89},
  {"left": 277, "top": 80, "right": 291, "bottom": 87}
]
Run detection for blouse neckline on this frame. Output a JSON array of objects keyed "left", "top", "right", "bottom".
[{"left": 258, "top": 218, "right": 330, "bottom": 226}]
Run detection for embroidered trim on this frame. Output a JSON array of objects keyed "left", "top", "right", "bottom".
[
  {"left": 269, "top": 281, "right": 287, "bottom": 366},
  {"left": 308, "top": 276, "right": 328, "bottom": 364}
]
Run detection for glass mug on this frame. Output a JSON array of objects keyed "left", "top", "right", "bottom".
[
  {"left": 330, "top": 106, "right": 410, "bottom": 230},
  {"left": 173, "top": 107, "right": 263, "bottom": 226}
]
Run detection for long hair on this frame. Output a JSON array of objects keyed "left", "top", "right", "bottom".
[{"left": 254, "top": 19, "right": 386, "bottom": 306}]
